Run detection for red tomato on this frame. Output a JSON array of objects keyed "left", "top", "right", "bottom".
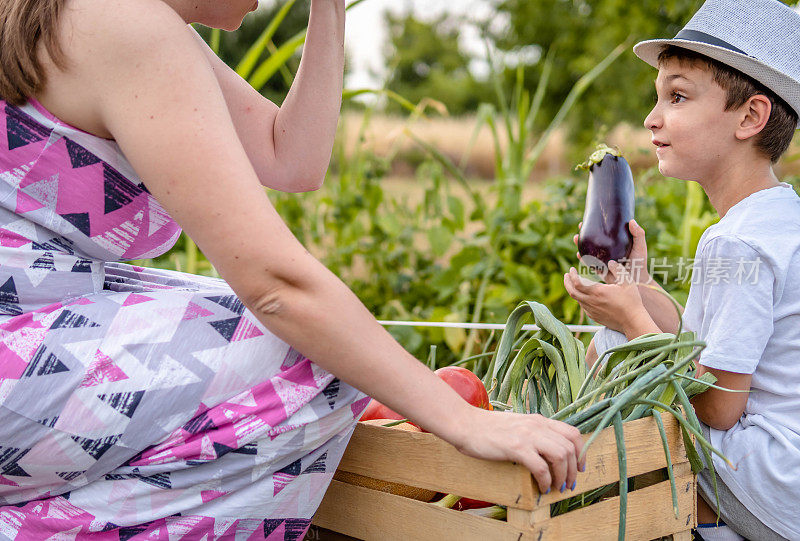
[
  {"left": 454, "top": 497, "right": 494, "bottom": 511},
  {"left": 359, "top": 399, "right": 403, "bottom": 422},
  {"left": 434, "top": 366, "right": 491, "bottom": 410}
]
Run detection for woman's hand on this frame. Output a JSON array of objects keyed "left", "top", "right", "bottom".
[{"left": 451, "top": 408, "right": 586, "bottom": 494}]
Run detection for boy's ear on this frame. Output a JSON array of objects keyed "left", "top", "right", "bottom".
[{"left": 735, "top": 94, "right": 771, "bottom": 141}]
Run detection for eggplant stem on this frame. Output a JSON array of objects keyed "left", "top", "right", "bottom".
[{"left": 575, "top": 143, "right": 621, "bottom": 170}]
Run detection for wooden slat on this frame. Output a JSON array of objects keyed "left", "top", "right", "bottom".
[
  {"left": 304, "top": 526, "right": 359, "bottom": 540},
  {"left": 534, "top": 467, "right": 695, "bottom": 540},
  {"left": 337, "top": 423, "right": 536, "bottom": 509},
  {"left": 339, "top": 412, "right": 686, "bottom": 509},
  {"left": 506, "top": 507, "right": 547, "bottom": 530},
  {"left": 530, "top": 411, "right": 687, "bottom": 506},
  {"left": 312, "top": 480, "right": 532, "bottom": 541}
]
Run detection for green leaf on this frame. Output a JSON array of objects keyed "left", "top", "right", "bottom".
[
  {"left": 377, "top": 212, "right": 402, "bottom": 237},
  {"left": 235, "top": 0, "right": 299, "bottom": 80},
  {"left": 447, "top": 196, "right": 466, "bottom": 229},
  {"left": 426, "top": 226, "right": 453, "bottom": 258},
  {"left": 443, "top": 312, "right": 468, "bottom": 354},
  {"left": 248, "top": 30, "right": 307, "bottom": 91}
]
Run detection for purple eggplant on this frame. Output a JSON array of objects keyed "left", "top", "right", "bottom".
[{"left": 576, "top": 144, "right": 635, "bottom": 267}]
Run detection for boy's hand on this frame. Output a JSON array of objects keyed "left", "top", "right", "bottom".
[
  {"left": 564, "top": 261, "right": 651, "bottom": 335},
  {"left": 574, "top": 219, "right": 652, "bottom": 285},
  {"left": 622, "top": 219, "right": 652, "bottom": 284}
]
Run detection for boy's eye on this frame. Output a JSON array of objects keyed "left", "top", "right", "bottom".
[{"left": 670, "top": 91, "right": 686, "bottom": 104}]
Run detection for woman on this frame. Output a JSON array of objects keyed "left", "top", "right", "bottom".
[{"left": 0, "top": 0, "right": 585, "bottom": 538}]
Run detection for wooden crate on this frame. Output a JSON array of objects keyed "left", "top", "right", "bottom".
[{"left": 311, "top": 411, "right": 695, "bottom": 541}]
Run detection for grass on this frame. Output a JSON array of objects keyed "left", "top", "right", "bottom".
[{"left": 339, "top": 111, "right": 800, "bottom": 182}]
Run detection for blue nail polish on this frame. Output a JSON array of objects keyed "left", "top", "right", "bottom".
[
  {"left": 571, "top": 480, "right": 577, "bottom": 491},
  {"left": 579, "top": 463, "right": 586, "bottom": 473},
  {"left": 559, "top": 482, "right": 566, "bottom": 493},
  {"left": 544, "top": 487, "right": 551, "bottom": 495}
]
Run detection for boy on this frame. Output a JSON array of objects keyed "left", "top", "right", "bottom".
[{"left": 563, "top": 0, "right": 800, "bottom": 539}]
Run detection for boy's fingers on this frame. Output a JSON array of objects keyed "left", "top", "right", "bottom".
[
  {"left": 563, "top": 273, "right": 576, "bottom": 297},
  {"left": 569, "top": 268, "right": 600, "bottom": 293},
  {"left": 563, "top": 274, "right": 586, "bottom": 303},
  {"left": 610, "top": 261, "right": 632, "bottom": 284}
]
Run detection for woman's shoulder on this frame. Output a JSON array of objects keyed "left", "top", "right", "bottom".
[{"left": 36, "top": 0, "right": 192, "bottom": 140}]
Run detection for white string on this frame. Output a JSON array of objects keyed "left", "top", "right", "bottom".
[{"left": 377, "top": 320, "right": 602, "bottom": 333}]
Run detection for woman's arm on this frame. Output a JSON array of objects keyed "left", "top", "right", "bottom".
[
  {"left": 187, "top": 0, "right": 344, "bottom": 192},
  {"left": 71, "top": 0, "right": 585, "bottom": 493}
]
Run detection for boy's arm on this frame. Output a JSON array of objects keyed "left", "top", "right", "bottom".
[
  {"left": 690, "top": 367, "right": 752, "bottom": 430},
  {"left": 683, "top": 236, "right": 771, "bottom": 431},
  {"left": 638, "top": 278, "right": 684, "bottom": 334}
]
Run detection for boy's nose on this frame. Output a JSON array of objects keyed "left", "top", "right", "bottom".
[{"left": 643, "top": 105, "right": 662, "bottom": 131}]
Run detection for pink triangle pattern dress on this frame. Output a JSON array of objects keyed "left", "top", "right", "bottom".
[{"left": 0, "top": 98, "right": 369, "bottom": 540}]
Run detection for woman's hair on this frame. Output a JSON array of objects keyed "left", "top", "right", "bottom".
[
  {"left": 657, "top": 45, "right": 798, "bottom": 164},
  {"left": 0, "top": 0, "right": 68, "bottom": 106}
]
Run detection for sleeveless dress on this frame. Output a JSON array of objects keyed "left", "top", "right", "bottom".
[{"left": 0, "top": 98, "right": 369, "bottom": 540}]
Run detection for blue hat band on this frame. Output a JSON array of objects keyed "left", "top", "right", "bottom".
[{"left": 674, "top": 29, "right": 747, "bottom": 56}]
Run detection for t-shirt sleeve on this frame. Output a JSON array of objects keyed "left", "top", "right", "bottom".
[{"left": 693, "top": 235, "right": 774, "bottom": 374}]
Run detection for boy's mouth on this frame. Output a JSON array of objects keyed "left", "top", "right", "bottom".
[{"left": 652, "top": 139, "right": 670, "bottom": 148}]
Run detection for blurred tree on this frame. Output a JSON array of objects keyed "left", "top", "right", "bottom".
[
  {"left": 490, "top": 0, "right": 703, "bottom": 153},
  {"left": 384, "top": 12, "right": 493, "bottom": 115}
]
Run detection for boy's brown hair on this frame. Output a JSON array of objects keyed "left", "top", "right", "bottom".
[
  {"left": 0, "top": 0, "right": 69, "bottom": 107},
  {"left": 658, "top": 45, "right": 797, "bottom": 164}
]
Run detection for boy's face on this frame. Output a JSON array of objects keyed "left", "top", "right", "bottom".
[{"left": 644, "top": 58, "right": 743, "bottom": 181}]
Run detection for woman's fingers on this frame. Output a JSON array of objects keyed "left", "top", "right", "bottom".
[
  {"left": 460, "top": 412, "right": 584, "bottom": 496},
  {"left": 533, "top": 429, "right": 579, "bottom": 493},
  {"left": 558, "top": 435, "right": 579, "bottom": 492},
  {"left": 524, "top": 453, "right": 553, "bottom": 494},
  {"left": 549, "top": 418, "right": 587, "bottom": 473},
  {"left": 540, "top": 436, "right": 569, "bottom": 493}
]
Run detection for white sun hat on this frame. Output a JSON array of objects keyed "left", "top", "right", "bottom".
[{"left": 633, "top": 0, "right": 800, "bottom": 128}]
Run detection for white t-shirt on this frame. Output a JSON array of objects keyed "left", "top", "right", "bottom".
[{"left": 594, "top": 183, "right": 800, "bottom": 539}]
